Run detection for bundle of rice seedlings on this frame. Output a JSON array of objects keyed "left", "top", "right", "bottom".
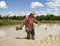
[{"left": 16, "top": 26, "right": 20, "bottom": 31}]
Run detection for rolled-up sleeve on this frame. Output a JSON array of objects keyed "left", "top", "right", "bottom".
[{"left": 20, "top": 18, "right": 27, "bottom": 28}]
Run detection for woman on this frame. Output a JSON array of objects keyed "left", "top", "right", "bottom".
[{"left": 20, "top": 12, "right": 39, "bottom": 40}]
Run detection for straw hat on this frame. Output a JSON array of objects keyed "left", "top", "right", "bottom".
[{"left": 30, "top": 11, "right": 35, "bottom": 15}]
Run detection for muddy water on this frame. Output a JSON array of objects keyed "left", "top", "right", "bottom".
[
  {"left": 0, "top": 23, "right": 60, "bottom": 38},
  {"left": 0, "top": 23, "right": 60, "bottom": 46}
]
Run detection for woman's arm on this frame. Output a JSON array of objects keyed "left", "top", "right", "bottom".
[
  {"left": 20, "top": 17, "right": 28, "bottom": 29},
  {"left": 34, "top": 19, "right": 39, "bottom": 24}
]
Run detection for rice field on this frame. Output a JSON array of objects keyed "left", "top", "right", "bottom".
[{"left": 0, "top": 23, "right": 60, "bottom": 46}]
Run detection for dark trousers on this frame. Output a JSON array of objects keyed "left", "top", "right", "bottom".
[{"left": 26, "top": 29, "right": 35, "bottom": 39}]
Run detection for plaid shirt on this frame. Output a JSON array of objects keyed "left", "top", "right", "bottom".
[{"left": 21, "top": 15, "right": 38, "bottom": 31}]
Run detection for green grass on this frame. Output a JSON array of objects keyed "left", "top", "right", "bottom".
[
  {"left": 41, "top": 20, "right": 60, "bottom": 23},
  {"left": 0, "top": 20, "right": 22, "bottom": 26},
  {"left": 0, "top": 20, "right": 60, "bottom": 26}
]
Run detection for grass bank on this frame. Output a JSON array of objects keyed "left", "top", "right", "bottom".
[
  {"left": 0, "top": 20, "right": 60, "bottom": 26},
  {"left": 0, "top": 20, "right": 22, "bottom": 26},
  {"left": 41, "top": 20, "right": 60, "bottom": 23}
]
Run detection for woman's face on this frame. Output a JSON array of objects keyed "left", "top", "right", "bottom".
[
  {"left": 31, "top": 14, "right": 34, "bottom": 17},
  {"left": 29, "top": 13, "right": 35, "bottom": 17},
  {"left": 31, "top": 14, "right": 35, "bottom": 16}
]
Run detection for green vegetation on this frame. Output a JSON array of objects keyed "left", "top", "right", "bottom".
[
  {"left": 0, "top": 14, "right": 60, "bottom": 26},
  {"left": 0, "top": 20, "right": 22, "bottom": 26},
  {"left": 0, "top": 15, "right": 25, "bottom": 26},
  {"left": 35, "top": 14, "right": 60, "bottom": 21}
]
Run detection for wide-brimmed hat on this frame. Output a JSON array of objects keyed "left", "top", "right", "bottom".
[{"left": 30, "top": 11, "right": 35, "bottom": 15}]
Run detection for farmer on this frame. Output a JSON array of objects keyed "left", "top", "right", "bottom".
[{"left": 20, "top": 12, "right": 39, "bottom": 40}]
